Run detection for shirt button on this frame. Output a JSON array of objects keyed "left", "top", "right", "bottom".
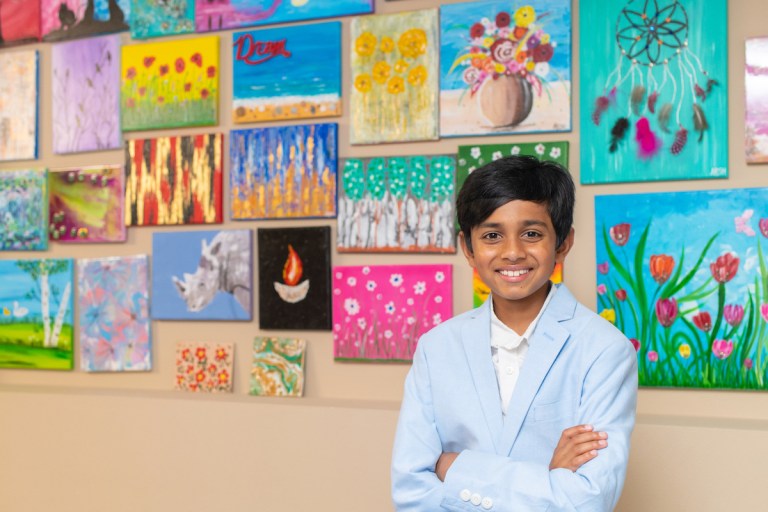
[
  {"left": 471, "top": 493, "right": 482, "bottom": 506},
  {"left": 481, "top": 497, "right": 494, "bottom": 509},
  {"left": 505, "top": 366, "right": 515, "bottom": 375},
  {"left": 460, "top": 489, "right": 471, "bottom": 502}
]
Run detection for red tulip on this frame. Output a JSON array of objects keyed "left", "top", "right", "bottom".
[
  {"left": 650, "top": 254, "right": 675, "bottom": 284},
  {"left": 175, "top": 57, "right": 185, "bottom": 73},
  {"left": 692, "top": 311, "right": 712, "bottom": 332},
  {"left": 615, "top": 289, "right": 627, "bottom": 301},
  {"left": 655, "top": 297, "right": 678, "bottom": 327},
  {"left": 190, "top": 52, "right": 203, "bottom": 67},
  {"left": 143, "top": 56, "right": 155, "bottom": 68},
  {"left": 760, "top": 219, "right": 768, "bottom": 238},
  {"left": 712, "top": 339, "right": 734, "bottom": 359},
  {"left": 710, "top": 253, "right": 739, "bottom": 283},
  {"left": 200, "top": 88, "right": 209, "bottom": 99},
  {"left": 125, "top": 66, "right": 136, "bottom": 80},
  {"left": 207, "top": 65, "right": 217, "bottom": 78},
  {"left": 630, "top": 338, "right": 640, "bottom": 352},
  {"left": 724, "top": 304, "right": 744, "bottom": 327},
  {"left": 609, "top": 223, "right": 631, "bottom": 246},
  {"left": 159, "top": 64, "right": 169, "bottom": 76}
]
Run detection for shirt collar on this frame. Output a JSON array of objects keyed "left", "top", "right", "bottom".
[{"left": 490, "top": 283, "right": 558, "bottom": 350}]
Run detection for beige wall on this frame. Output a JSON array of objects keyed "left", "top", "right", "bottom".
[{"left": 2, "top": 0, "right": 768, "bottom": 510}]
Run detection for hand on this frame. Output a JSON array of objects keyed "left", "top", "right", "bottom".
[
  {"left": 549, "top": 424, "right": 608, "bottom": 472},
  {"left": 435, "top": 452, "right": 459, "bottom": 482}
]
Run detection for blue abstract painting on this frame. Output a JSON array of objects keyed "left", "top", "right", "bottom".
[{"left": 0, "top": 169, "right": 48, "bottom": 251}]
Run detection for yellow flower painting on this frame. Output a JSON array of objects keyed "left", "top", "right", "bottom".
[{"left": 350, "top": 9, "right": 438, "bottom": 144}]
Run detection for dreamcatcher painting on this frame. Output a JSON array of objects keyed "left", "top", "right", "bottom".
[{"left": 580, "top": 0, "right": 727, "bottom": 184}]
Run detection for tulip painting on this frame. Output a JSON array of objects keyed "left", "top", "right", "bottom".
[{"left": 596, "top": 188, "right": 768, "bottom": 390}]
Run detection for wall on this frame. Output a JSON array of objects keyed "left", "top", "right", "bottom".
[{"left": 2, "top": 0, "right": 768, "bottom": 510}]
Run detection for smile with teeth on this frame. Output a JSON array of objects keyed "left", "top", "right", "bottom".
[{"left": 499, "top": 269, "right": 530, "bottom": 278}]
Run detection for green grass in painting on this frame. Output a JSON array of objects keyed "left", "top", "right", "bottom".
[
  {"left": 0, "top": 322, "right": 74, "bottom": 369},
  {"left": 121, "top": 98, "right": 217, "bottom": 131}
]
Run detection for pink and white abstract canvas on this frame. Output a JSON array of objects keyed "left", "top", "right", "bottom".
[
  {"left": 746, "top": 37, "right": 768, "bottom": 163},
  {"left": 332, "top": 264, "right": 452, "bottom": 362}
]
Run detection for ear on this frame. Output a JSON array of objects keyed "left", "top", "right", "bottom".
[
  {"left": 459, "top": 232, "right": 477, "bottom": 269},
  {"left": 201, "top": 238, "right": 209, "bottom": 254},
  {"left": 555, "top": 227, "right": 575, "bottom": 265},
  {"left": 172, "top": 276, "right": 186, "bottom": 294},
  {"left": 209, "top": 241, "right": 221, "bottom": 256}
]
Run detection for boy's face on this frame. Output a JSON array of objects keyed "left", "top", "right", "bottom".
[{"left": 460, "top": 199, "right": 573, "bottom": 315}]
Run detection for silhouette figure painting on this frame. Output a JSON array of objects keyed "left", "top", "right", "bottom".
[{"left": 42, "top": 0, "right": 129, "bottom": 42}]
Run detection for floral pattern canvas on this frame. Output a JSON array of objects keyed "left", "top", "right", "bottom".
[
  {"left": 77, "top": 255, "right": 151, "bottom": 372},
  {"left": 333, "top": 264, "right": 452, "bottom": 362},
  {"left": 250, "top": 337, "right": 306, "bottom": 397},
  {"left": 1, "top": 169, "right": 48, "bottom": 251},
  {"left": 0, "top": 0, "right": 41, "bottom": 46},
  {"left": 746, "top": 37, "right": 768, "bottom": 163},
  {"left": 131, "top": 0, "right": 194, "bottom": 39},
  {"left": 0, "top": 50, "right": 38, "bottom": 162},
  {"left": 41, "top": 0, "right": 130, "bottom": 42},
  {"left": 596, "top": 188, "right": 768, "bottom": 390},
  {"left": 440, "top": 0, "right": 572, "bottom": 137},
  {"left": 350, "top": 8, "right": 439, "bottom": 144},
  {"left": 175, "top": 342, "right": 234, "bottom": 393}
]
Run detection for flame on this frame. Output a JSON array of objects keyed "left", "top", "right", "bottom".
[{"left": 282, "top": 244, "right": 303, "bottom": 286}]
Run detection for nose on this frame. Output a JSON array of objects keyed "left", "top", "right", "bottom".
[{"left": 500, "top": 236, "right": 525, "bottom": 262}]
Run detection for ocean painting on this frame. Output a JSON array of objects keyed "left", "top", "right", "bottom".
[
  {"left": 0, "top": 169, "right": 48, "bottom": 251},
  {"left": 232, "top": 21, "right": 341, "bottom": 123},
  {"left": 131, "top": 0, "right": 195, "bottom": 38},
  {"left": 746, "top": 37, "right": 768, "bottom": 163},
  {"left": 41, "top": 0, "right": 130, "bottom": 42},
  {"left": 0, "top": 50, "right": 38, "bottom": 162}
]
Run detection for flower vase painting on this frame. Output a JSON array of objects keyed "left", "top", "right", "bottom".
[
  {"left": 746, "top": 37, "right": 768, "bottom": 164},
  {"left": 0, "top": 169, "right": 48, "bottom": 251},
  {"left": 337, "top": 155, "right": 456, "bottom": 253},
  {"left": 350, "top": 8, "right": 439, "bottom": 144},
  {"left": 121, "top": 36, "right": 219, "bottom": 131},
  {"left": 77, "top": 255, "right": 151, "bottom": 372},
  {"left": 0, "top": 0, "right": 41, "bottom": 46},
  {"left": 0, "top": 50, "right": 38, "bottom": 162},
  {"left": 175, "top": 342, "right": 234, "bottom": 393},
  {"left": 333, "top": 265, "right": 452, "bottom": 362},
  {"left": 440, "top": 0, "right": 571, "bottom": 137},
  {"left": 41, "top": 0, "right": 130, "bottom": 42},
  {"left": 595, "top": 188, "right": 768, "bottom": 390},
  {"left": 250, "top": 337, "right": 306, "bottom": 397},
  {"left": 130, "top": 0, "right": 194, "bottom": 39},
  {"left": 580, "top": 0, "right": 728, "bottom": 183}
]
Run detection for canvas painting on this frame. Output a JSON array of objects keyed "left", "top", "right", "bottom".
[
  {"left": 258, "top": 227, "right": 331, "bottom": 330},
  {"left": 125, "top": 133, "right": 223, "bottom": 226},
  {"left": 746, "top": 38, "right": 768, "bottom": 164},
  {"left": 250, "top": 337, "right": 306, "bottom": 397},
  {"left": 52, "top": 34, "right": 121, "bottom": 154},
  {"left": 0, "top": 258, "right": 74, "bottom": 370},
  {"left": 0, "top": 169, "right": 48, "bottom": 251},
  {"left": 230, "top": 124, "right": 337, "bottom": 220},
  {"left": 195, "top": 0, "right": 373, "bottom": 32},
  {"left": 350, "top": 8, "right": 439, "bottom": 144},
  {"left": 121, "top": 35, "right": 219, "bottom": 131},
  {"left": 232, "top": 21, "right": 341, "bottom": 123},
  {"left": 0, "top": 0, "right": 41, "bottom": 46},
  {"left": 49, "top": 166, "right": 125, "bottom": 243},
  {"left": 175, "top": 342, "right": 234, "bottom": 392},
  {"left": 152, "top": 230, "right": 252, "bottom": 321},
  {"left": 580, "top": 0, "right": 728, "bottom": 184},
  {"left": 333, "top": 264, "right": 452, "bottom": 362},
  {"left": 0, "top": 50, "right": 38, "bottom": 162},
  {"left": 338, "top": 155, "right": 456, "bottom": 253},
  {"left": 131, "top": 0, "right": 194, "bottom": 39},
  {"left": 41, "top": 0, "right": 130, "bottom": 42},
  {"left": 440, "top": 0, "right": 572, "bottom": 137},
  {"left": 77, "top": 255, "right": 151, "bottom": 372},
  {"left": 595, "top": 187, "right": 768, "bottom": 390}
]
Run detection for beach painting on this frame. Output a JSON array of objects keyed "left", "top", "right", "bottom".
[
  {"left": 41, "top": 0, "right": 130, "bottom": 42},
  {"left": 440, "top": 0, "right": 572, "bottom": 137},
  {"left": 175, "top": 342, "right": 234, "bottom": 393},
  {"left": 121, "top": 35, "right": 219, "bottom": 131},
  {"left": 0, "top": 169, "right": 48, "bottom": 251},
  {"left": 230, "top": 123, "right": 337, "bottom": 220},
  {"left": 52, "top": 34, "right": 122, "bottom": 154},
  {"left": 152, "top": 230, "right": 252, "bottom": 321},
  {"left": 333, "top": 264, "right": 452, "bottom": 362},
  {"left": 250, "top": 337, "right": 306, "bottom": 397},
  {"left": 195, "top": 0, "right": 373, "bottom": 32},
  {"left": 258, "top": 227, "right": 331, "bottom": 330},
  {"left": 131, "top": 0, "right": 195, "bottom": 39},
  {"left": 580, "top": 0, "right": 728, "bottom": 184},
  {"left": 350, "top": 8, "right": 439, "bottom": 144},
  {"left": 125, "top": 133, "right": 223, "bottom": 226},
  {"left": 338, "top": 155, "right": 456, "bottom": 253},
  {"left": 596, "top": 187, "right": 768, "bottom": 390},
  {"left": 746, "top": 38, "right": 768, "bottom": 163},
  {"left": 0, "top": 49, "right": 38, "bottom": 162},
  {"left": 49, "top": 166, "right": 125, "bottom": 243},
  {"left": 0, "top": 0, "right": 41, "bottom": 46},
  {"left": 0, "top": 258, "right": 74, "bottom": 370},
  {"left": 77, "top": 255, "right": 151, "bottom": 372},
  {"left": 232, "top": 21, "right": 341, "bottom": 123}
]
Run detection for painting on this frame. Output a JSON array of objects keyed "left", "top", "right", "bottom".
[
  {"left": 258, "top": 227, "right": 331, "bottom": 330},
  {"left": 0, "top": 169, "right": 48, "bottom": 251},
  {"left": 41, "top": 0, "right": 130, "bottom": 42},
  {"left": 350, "top": 8, "right": 439, "bottom": 144},
  {"left": 232, "top": 21, "right": 341, "bottom": 123},
  {"left": 195, "top": 0, "right": 373, "bottom": 32},
  {"left": 746, "top": 38, "right": 768, "bottom": 164},
  {"left": 125, "top": 133, "right": 223, "bottom": 226},
  {"left": 250, "top": 337, "right": 306, "bottom": 397},
  {"left": 131, "top": 0, "right": 194, "bottom": 39},
  {"left": 333, "top": 264, "right": 452, "bottom": 362},
  {"left": 0, "top": 49, "right": 38, "bottom": 162},
  {"left": 49, "top": 166, "right": 125, "bottom": 243},
  {"left": 175, "top": 342, "right": 234, "bottom": 392},
  {"left": 152, "top": 230, "right": 252, "bottom": 321},
  {"left": 0, "top": 258, "right": 74, "bottom": 370},
  {"left": 596, "top": 187, "right": 768, "bottom": 390},
  {"left": 337, "top": 155, "right": 456, "bottom": 253},
  {"left": 121, "top": 35, "right": 219, "bottom": 131},
  {"left": 77, "top": 255, "right": 151, "bottom": 372},
  {"left": 580, "top": 0, "right": 728, "bottom": 184},
  {"left": 440, "top": 0, "right": 571, "bottom": 137},
  {"left": 0, "top": 0, "right": 41, "bottom": 46},
  {"left": 230, "top": 124, "right": 337, "bottom": 220}
]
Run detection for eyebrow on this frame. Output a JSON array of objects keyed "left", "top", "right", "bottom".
[{"left": 477, "top": 219, "right": 549, "bottom": 229}]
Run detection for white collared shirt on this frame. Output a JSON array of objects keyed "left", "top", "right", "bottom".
[{"left": 490, "top": 284, "right": 557, "bottom": 414}]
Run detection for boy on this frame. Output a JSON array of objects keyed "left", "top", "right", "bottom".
[{"left": 391, "top": 156, "right": 638, "bottom": 511}]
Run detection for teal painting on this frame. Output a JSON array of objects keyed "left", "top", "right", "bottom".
[
  {"left": 131, "top": 0, "right": 195, "bottom": 39},
  {"left": 0, "top": 169, "right": 48, "bottom": 251}
]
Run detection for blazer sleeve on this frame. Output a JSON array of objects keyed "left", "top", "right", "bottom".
[{"left": 441, "top": 334, "right": 638, "bottom": 512}]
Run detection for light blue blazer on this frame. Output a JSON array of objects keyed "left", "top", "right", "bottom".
[{"left": 391, "top": 284, "right": 638, "bottom": 511}]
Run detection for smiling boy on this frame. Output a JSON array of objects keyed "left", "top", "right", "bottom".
[{"left": 391, "top": 156, "right": 638, "bottom": 511}]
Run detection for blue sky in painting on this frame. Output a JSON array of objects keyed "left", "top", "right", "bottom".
[
  {"left": 229, "top": 0, "right": 372, "bottom": 21},
  {"left": 94, "top": 0, "right": 130, "bottom": 20},
  {"left": 0, "top": 260, "right": 73, "bottom": 319}
]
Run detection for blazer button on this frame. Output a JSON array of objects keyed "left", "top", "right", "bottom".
[
  {"left": 460, "top": 489, "right": 471, "bottom": 502},
  {"left": 470, "top": 493, "right": 482, "bottom": 506},
  {"left": 481, "top": 497, "right": 494, "bottom": 509}
]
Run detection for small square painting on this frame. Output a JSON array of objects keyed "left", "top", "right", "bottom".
[
  {"left": 250, "top": 337, "right": 306, "bottom": 397},
  {"left": 175, "top": 342, "right": 234, "bottom": 393},
  {"left": 0, "top": 169, "right": 48, "bottom": 251}
]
